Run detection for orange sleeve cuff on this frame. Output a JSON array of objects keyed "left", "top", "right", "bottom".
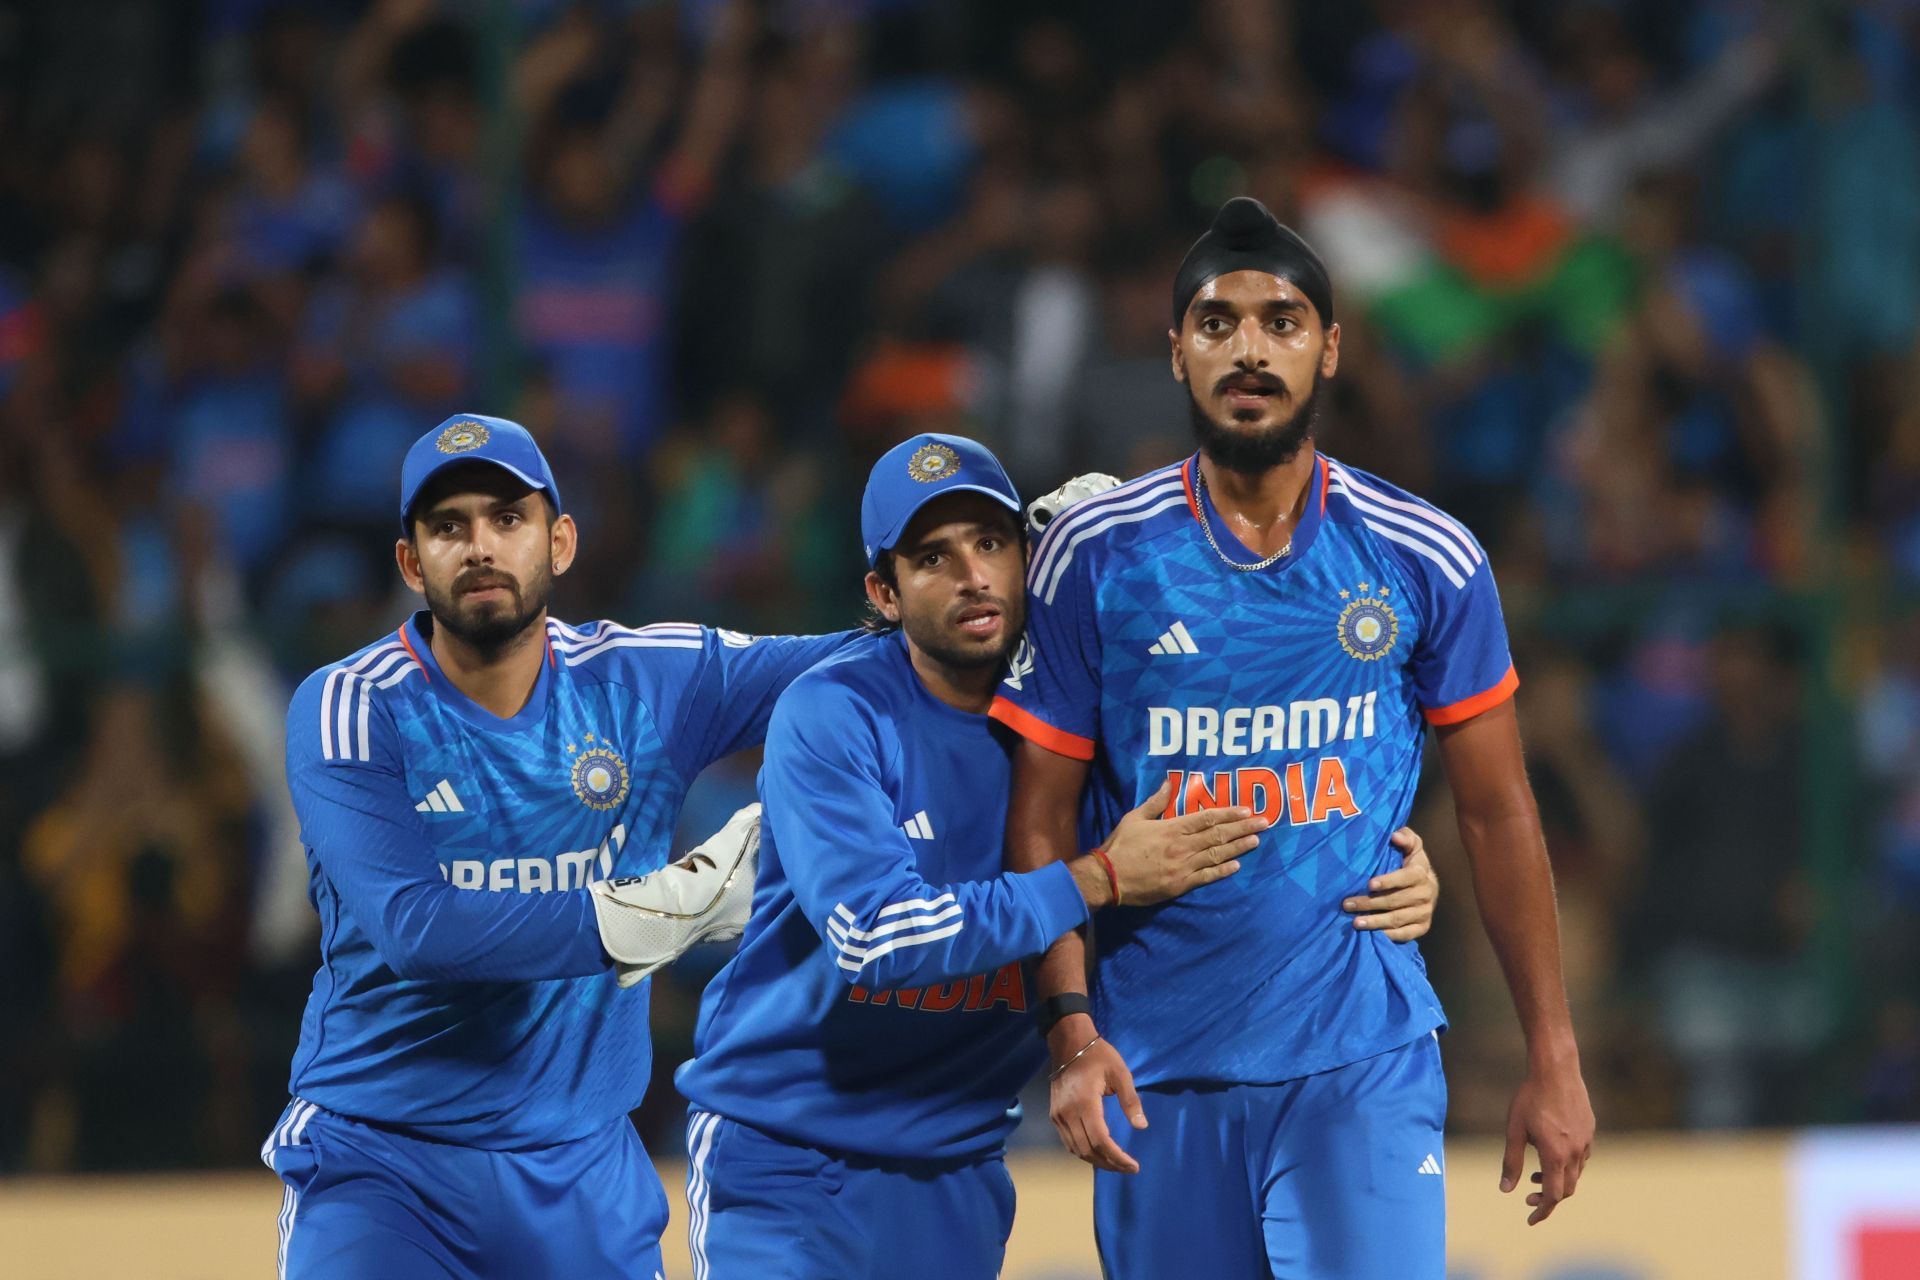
[
  {"left": 988, "top": 698, "right": 1096, "bottom": 761},
  {"left": 1423, "top": 665, "right": 1520, "bottom": 726}
]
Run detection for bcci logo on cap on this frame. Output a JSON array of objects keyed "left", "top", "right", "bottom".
[
  {"left": 908, "top": 442, "right": 961, "bottom": 483},
  {"left": 1336, "top": 582, "right": 1399, "bottom": 661},
  {"left": 437, "top": 420, "right": 491, "bottom": 454},
  {"left": 566, "top": 734, "right": 630, "bottom": 811}
]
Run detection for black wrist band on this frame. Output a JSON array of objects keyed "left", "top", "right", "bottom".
[{"left": 1035, "top": 992, "right": 1092, "bottom": 1037}]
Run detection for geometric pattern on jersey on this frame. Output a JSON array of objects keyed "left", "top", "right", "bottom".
[
  {"left": 283, "top": 614, "right": 851, "bottom": 1150},
  {"left": 992, "top": 452, "right": 1512, "bottom": 1088}
]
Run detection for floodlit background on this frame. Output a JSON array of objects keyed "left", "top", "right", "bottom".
[{"left": 1, "top": 0, "right": 1918, "bottom": 1276}]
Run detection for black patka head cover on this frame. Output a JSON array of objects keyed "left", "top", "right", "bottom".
[{"left": 1171, "top": 196, "right": 1335, "bottom": 329}]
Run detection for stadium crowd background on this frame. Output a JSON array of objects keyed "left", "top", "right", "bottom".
[{"left": 1, "top": 0, "right": 1917, "bottom": 1177}]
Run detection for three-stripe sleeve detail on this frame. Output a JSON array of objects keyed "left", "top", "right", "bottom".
[
  {"left": 1326, "top": 462, "right": 1483, "bottom": 591},
  {"left": 825, "top": 894, "right": 964, "bottom": 973},
  {"left": 549, "top": 621, "right": 705, "bottom": 666},
  {"left": 319, "top": 644, "right": 421, "bottom": 763}
]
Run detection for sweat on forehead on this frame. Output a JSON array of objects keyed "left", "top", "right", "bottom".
[{"left": 1172, "top": 196, "right": 1334, "bottom": 329}]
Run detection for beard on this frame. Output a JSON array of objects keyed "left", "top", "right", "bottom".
[
  {"left": 423, "top": 560, "right": 553, "bottom": 655},
  {"left": 1188, "top": 369, "right": 1324, "bottom": 475},
  {"left": 902, "top": 593, "right": 1025, "bottom": 672}
]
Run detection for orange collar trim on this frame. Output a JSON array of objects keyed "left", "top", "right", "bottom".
[
  {"left": 1182, "top": 452, "right": 1330, "bottom": 526},
  {"left": 396, "top": 624, "right": 430, "bottom": 682}
]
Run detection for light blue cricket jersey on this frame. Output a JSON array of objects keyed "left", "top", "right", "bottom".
[
  {"left": 676, "top": 631, "right": 1089, "bottom": 1163},
  {"left": 992, "top": 451, "right": 1516, "bottom": 1087},
  {"left": 283, "top": 611, "right": 853, "bottom": 1149}
]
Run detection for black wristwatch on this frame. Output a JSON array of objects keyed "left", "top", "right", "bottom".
[{"left": 1035, "top": 992, "right": 1092, "bottom": 1037}]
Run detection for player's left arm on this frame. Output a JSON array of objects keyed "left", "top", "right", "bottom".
[
  {"left": 653, "top": 627, "right": 865, "bottom": 777},
  {"left": 1436, "top": 699, "right": 1594, "bottom": 1224},
  {"left": 1403, "top": 510, "right": 1592, "bottom": 1223}
]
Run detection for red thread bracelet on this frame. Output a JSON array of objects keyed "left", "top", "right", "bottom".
[{"left": 1091, "top": 848, "right": 1122, "bottom": 906}]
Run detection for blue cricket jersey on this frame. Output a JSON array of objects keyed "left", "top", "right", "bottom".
[
  {"left": 675, "top": 630, "right": 1090, "bottom": 1163},
  {"left": 283, "top": 611, "right": 854, "bottom": 1149},
  {"left": 991, "top": 452, "right": 1515, "bottom": 1087}
]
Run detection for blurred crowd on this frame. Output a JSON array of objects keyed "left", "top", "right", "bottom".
[{"left": 3, "top": 0, "right": 1920, "bottom": 1173}]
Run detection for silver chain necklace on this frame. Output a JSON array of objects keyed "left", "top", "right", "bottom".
[{"left": 1193, "top": 467, "right": 1293, "bottom": 572}]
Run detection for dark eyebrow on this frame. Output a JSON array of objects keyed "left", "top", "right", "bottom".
[
  {"left": 902, "top": 520, "right": 1010, "bottom": 559},
  {"left": 1192, "top": 296, "right": 1307, "bottom": 318},
  {"left": 420, "top": 493, "right": 536, "bottom": 527},
  {"left": 901, "top": 532, "right": 957, "bottom": 560}
]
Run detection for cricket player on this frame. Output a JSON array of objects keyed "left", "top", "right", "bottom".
[
  {"left": 674, "top": 433, "right": 1442, "bottom": 1279},
  {"left": 265, "top": 414, "right": 852, "bottom": 1280},
  {"left": 996, "top": 198, "right": 1596, "bottom": 1278}
]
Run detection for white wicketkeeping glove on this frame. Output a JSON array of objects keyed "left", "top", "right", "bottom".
[
  {"left": 590, "top": 803, "right": 760, "bottom": 988},
  {"left": 1026, "top": 472, "right": 1123, "bottom": 532}
]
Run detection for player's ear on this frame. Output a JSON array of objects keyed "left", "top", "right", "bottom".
[
  {"left": 396, "top": 536, "right": 426, "bottom": 595},
  {"left": 1169, "top": 327, "right": 1187, "bottom": 383},
  {"left": 550, "top": 512, "right": 578, "bottom": 576},
  {"left": 1320, "top": 322, "right": 1340, "bottom": 379},
  {"left": 863, "top": 568, "right": 900, "bottom": 623}
]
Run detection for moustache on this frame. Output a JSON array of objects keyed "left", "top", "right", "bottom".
[
  {"left": 455, "top": 571, "right": 520, "bottom": 597},
  {"left": 1213, "top": 371, "right": 1286, "bottom": 397},
  {"left": 948, "top": 597, "right": 1011, "bottom": 624}
]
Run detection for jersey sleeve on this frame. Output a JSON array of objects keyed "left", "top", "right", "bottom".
[
  {"left": 988, "top": 529, "right": 1102, "bottom": 760},
  {"left": 623, "top": 627, "right": 863, "bottom": 778},
  {"left": 762, "top": 678, "right": 1089, "bottom": 990},
  {"left": 286, "top": 674, "right": 609, "bottom": 983},
  {"left": 1408, "top": 536, "right": 1518, "bottom": 725}
]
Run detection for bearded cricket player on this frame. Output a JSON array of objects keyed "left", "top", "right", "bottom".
[
  {"left": 266, "top": 414, "right": 851, "bottom": 1279},
  {"left": 674, "top": 434, "right": 1444, "bottom": 1279},
  {"left": 995, "top": 198, "right": 1595, "bottom": 1278}
]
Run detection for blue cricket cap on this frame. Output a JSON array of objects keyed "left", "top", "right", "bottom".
[
  {"left": 860, "top": 433, "right": 1021, "bottom": 565},
  {"left": 398, "top": 414, "right": 562, "bottom": 534}
]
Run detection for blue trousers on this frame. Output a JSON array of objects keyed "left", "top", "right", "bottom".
[
  {"left": 684, "top": 1110, "right": 1015, "bottom": 1280},
  {"left": 1095, "top": 1033, "right": 1448, "bottom": 1280},
  {"left": 262, "top": 1098, "right": 667, "bottom": 1280}
]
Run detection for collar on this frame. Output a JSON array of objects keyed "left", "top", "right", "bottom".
[
  {"left": 1181, "top": 451, "right": 1329, "bottom": 570},
  {"left": 401, "top": 610, "right": 555, "bottom": 731}
]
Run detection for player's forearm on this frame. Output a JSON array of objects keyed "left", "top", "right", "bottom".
[
  {"left": 1438, "top": 702, "right": 1580, "bottom": 1067},
  {"left": 1007, "top": 784, "right": 1097, "bottom": 1008},
  {"left": 1004, "top": 739, "right": 1098, "bottom": 1038},
  {"left": 1457, "top": 807, "right": 1578, "bottom": 1065},
  {"left": 824, "top": 864, "right": 1089, "bottom": 990},
  {"left": 1034, "top": 931, "right": 1098, "bottom": 1059},
  {"left": 375, "top": 881, "right": 610, "bottom": 983}
]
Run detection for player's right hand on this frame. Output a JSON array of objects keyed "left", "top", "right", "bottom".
[
  {"left": 1097, "top": 779, "right": 1267, "bottom": 906},
  {"left": 1048, "top": 1020, "right": 1147, "bottom": 1174},
  {"left": 590, "top": 802, "right": 760, "bottom": 988}
]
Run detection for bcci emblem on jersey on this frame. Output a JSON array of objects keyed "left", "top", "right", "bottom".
[
  {"left": 437, "top": 420, "right": 491, "bottom": 454},
  {"left": 568, "top": 736, "right": 630, "bottom": 811},
  {"left": 1337, "top": 583, "right": 1399, "bottom": 661},
  {"left": 907, "top": 442, "right": 960, "bottom": 483}
]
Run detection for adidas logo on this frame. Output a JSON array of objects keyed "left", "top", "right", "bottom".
[
  {"left": 415, "top": 780, "right": 465, "bottom": 814},
  {"left": 1148, "top": 621, "right": 1199, "bottom": 657},
  {"left": 1417, "top": 1153, "right": 1444, "bottom": 1176},
  {"left": 901, "top": 810, "right": 935, "bottom": 841}
]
